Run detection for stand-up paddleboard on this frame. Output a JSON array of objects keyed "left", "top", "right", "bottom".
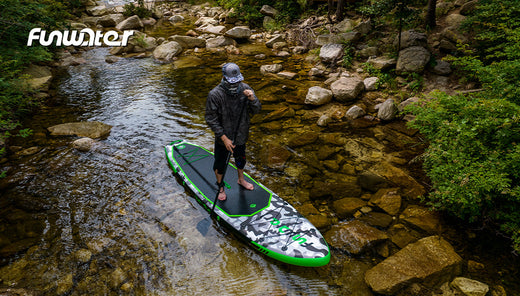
[{"left": 165, "top": 140, "right": 330, "bottom": 267}]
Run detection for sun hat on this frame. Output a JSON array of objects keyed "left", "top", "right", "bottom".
[{"left": 222, "top": 63, "right": 244, "bottom": 84}]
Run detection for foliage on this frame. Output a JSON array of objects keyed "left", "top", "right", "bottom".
[
  {"left": 357, "top": 0, "right": 426, "bottom": 29},
  {"left": 0, "top": 0, "right": 70, "bottom": 159},
  {"left": 123, "top": 0, "right": 152, "bottom": 19},
  {"left": 216, "top": 0, "right": 304, "bottom": 27},
  {"left": 341, "top": 41, "right": 355, "bottom": 68},
  {"left": 362, "top": 62, "right": 397, "bottom": 90}
]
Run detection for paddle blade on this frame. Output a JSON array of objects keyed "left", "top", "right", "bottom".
[{"left": 196, "top": 218, "right": 212, "bottom": 236}]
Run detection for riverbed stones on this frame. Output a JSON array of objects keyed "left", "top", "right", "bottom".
[
  {"left": 21, "top": 64, "right": 53, "bottom": 91},
  {"left": 199, "top": 24, "right": 227, "bottom": 35},
  {"left": 263, "top": 106, "right": 295, "bottom": 122},
  {"left": 396, "top": 46, "right": 431, "bottom": 74},
  {"left": 263, "top": 143, "right": 291, "bottom": 170},
  {"left": 74, "top": 248, "right": 92, "bottom": 263},
  {"left": 395, "top": 30, "right": 428, "bottom": 49},
  {"left": 97, "top": 13, "right": 125, "bottom": 27},
  {"left": 152, "top": 41, "right": 183, "bottom": 61},
  {"left": 48, "top": 122, "right": 112, "bottom": 139},
  {"left": 369, "top": 188, "right": 402, "bottom": 216},
  {"left": 288, "top": 131, "right": 319, "bottom": 147},
  {"left": 332, "top": 197, "right": 367, "bottom": 217},
  {"left": 72, "top": 137, "right": 95, "bottom": 152},
  {"left": 364, "top": 77, "right": 379, "bottom": 91},
  {"left": 206, "top": 36, "right": 236, "bottom": 48},
  {"left": 331, "top": 77, "right": 364, "bottom": 102},
  {"left": 325, "top": 220, "right": 389, "bottom": 254},
  {"left": 365, "top": 236, "right": 463, "bottom": 295},
  {"left": 116, "top": 15, "right": 143, "bottom": 31},
  {"left": 168, "top": 35, "right": 206, "bottom": 49},
  {"left": 400, "top": 205, "right": 441, "bottom": 234},
  {"left": 450, "top": 277, "right": 489, "bottom": 296},
  {"left": 377, "top": 98, "right": 398, "bottom": 121},
  {"left": 305, "top": 86, "right": 333, "bottom": 106},
  {"left": 345, "top": 105, "right": 366, "bottom": 120},
  {"left": 224, "top": 26, "right": 251, "bottom": 39},
  {"left": 260, "top": 5, "right": 278, "bottom": 18},
  {"left": 319, "top": 43, "right": 344, "bottom": 64},
  {"left": 367, "top": 56, "right": 397, "bottom": 70},
  {"left": 260, "top": 64, "right": 283, "bottom": 75},
  {"left": 265, "top": 35, "right": 285, "bottom": 48}
]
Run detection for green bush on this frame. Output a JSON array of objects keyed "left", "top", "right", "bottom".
[
  {"left": 123, "top": 0, "right": 152, "bottom": 19},
  {"left": 216, "top": 0, "right": 304, "bottom": 27}
]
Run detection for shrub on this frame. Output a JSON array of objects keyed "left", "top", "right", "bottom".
[{"left": 123, "top": 0, "right": 152, "bottom": 19}]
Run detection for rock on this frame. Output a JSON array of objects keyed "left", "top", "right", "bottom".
[
  {"left": 317, "top": 115, "right": 332, "bottom": 127},
  {"left": 442, "top": 27, "right": 469, "bottom": 45},
  {"left": 369, "top": 161, "right": 425, "bottom": 199},
  {"left": 96, "top": 13, "right": 125, "bottom": 27},
  {"left": 396, "top": 46, "right": 431, "bottom": 74},
  {"left": 354, "top": 20, "right": 372, "bottom": 35},
  {"left": 206, "top": 36, "right": 236, "bottom": 48},
  {"left": 358, "top": 46, "right": 379, "bottom": 58},
  {"left": 446, "top": 13, "right": 466, "bottom": 28},
  {"left": 460, "top": 0, "right": 478, "bottom": 15},
  {"left": 310, "top": 178, "right": 362, "bottom": 200},
  {"left": 168, "top": 35, "right": 206, "bottom": 49},
  {"left": 395, "top": 30, "right": 428, "bottom": 49},
  {"left": 365, "top": 236, "right": 463, "bottom": 295},
  {"left": 332, "top": 198, "right": 367, "bottom": 217},
  {"left": 56, "top": 273, "right": 74, "bottom": 295},
  {"left": 169, "top": 15, "right": 184, "bottom": 23},
  {"left": 105, "top": 55, "right": 120, "bottom": 63},
  {"left": 451, "top": 277, "right": 489, "bottom": 296},
  {"left": 72, "top": 137, "right": 95, "bottom": 152},
  {"left": 272, "top": 41, "right": 287, "bottom": 51},
  {"left": 173, "top": 56, "right": 204, "bottom": 69},
  {"left": 324, "top": 220, "right": 389, "bottom": 254},
  {"left": 364, "top": 77, "right": 379, "bottom": 91},
  {"left": 86, "top": 5, "right": 108, "bottom": 17},
  {"left": 400, "top": 205, "right": 441, "bottom": 234},
  {"left": 260, "top": 64, "right": 283, "bottom": 75},
  {"left": 195, "top": 16, "right": 218, "bottom": 27},
  {"left": 432, "top": 59, "right": 452, "bottom": 75},
  {"left": 331, "top": 77, "right": 364, "bottom": 102},
  {"left": 305, "top": 86, "right": 333, "bottom": 106},
  {"left": 225, "top": 26, "right": 251, "bottom": 39},
  {"left": 275, "top": 50, "right": 291, "bottom": 57},
  {"left": 377, "top": 99, "right": 398, "bottom": 121},
  {"left": 319, "top": 43, "right": 344, "bottom": 64},
  {"left": 116, "top": 15, "right": 143, "bottom": 31},
  {"left": 276, "top": 71, "right": 297, "bottom": 79},
  {"left": 260, "top": 5, "right": 278, "bottom": 17},
  {"left": 265, "top": 34, "right": 284, "bottom": 48},
  {"left": 75, "top": 248, "right": 92, "bottom": 263},
  {"left": 345, "top": 105, "right": 366, "bottom": 120},
  {"left": 369, "top": 188, "right": 402, "bottom": 216},
  {"left": 398, "top": 97, "right": 420, "bottom": 112},
  {"left": 110, "top": 267, "right": 127, "bottom": 289},
  {"left": 263, "top": 106, "right": 295, "bottom": 122},
  {"left": 263, "top": 144, "right": 291, "bottom": 170},
  {"left": 152, "top": 41, "right": 183, "bottom": 62},
  {"left": 309, "top": 67, "right": 326, "bottom": 77},
  {"left": 48, "top": 122, "right": 112, "bottom": 138},
  {"left": 367, "top": 56, "right": 397, "bottom": 70},
  {"left": 263, "top": 16, "right": 277, "bottom": 29},
  {"left": 334, "top": 18, "right": 354, "bottom": 32},
  {"left": 292, "top": 46, "right": 307, "bottom": 54},
  {"left": 199, "top": 24, "right": 227, "bottom": 35},
  {"left": 21, "top": 64, "right": 53, "bottom": 91},
  {"left": 288, "top": 131, "right": 319, "bottom": 147},
  {"left": 358, "top": 212, "right": 393, "bottom": 228}
]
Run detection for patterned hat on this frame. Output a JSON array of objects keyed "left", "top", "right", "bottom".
[{"left": 222, "top": 63, "right": 244, "bottom": 83}]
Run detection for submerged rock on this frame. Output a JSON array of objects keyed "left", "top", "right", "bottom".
[
  {"left": 365, "top": 236, "right": 463, "bottom": 295},
  {"left": 325, "top": 220, "right": 389, "bottom": 254},
  {"left": 152, "top": 41, "right": 183, "bottom": 61},
  {"left": 73, "top": 137, "right": 95, "bottom": 152},
  {"left": 451, "top": 277, "right": 489, "bottom": 296},
  {"left": 48, "top": 122, "right": 112, "bottom": 139}
]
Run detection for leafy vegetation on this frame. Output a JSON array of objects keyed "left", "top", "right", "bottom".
[
  {"left": 216, "top": 0, "right": 305, "bottom": 27},
  {"left": 0, "top": 0, "right": 70, "bottom": 158},
  {"left": 123, "top": 0, "right": 152, "bottom": 19},
  {"left": 408, "top": 0, "right": 520, "bottom": 251}
]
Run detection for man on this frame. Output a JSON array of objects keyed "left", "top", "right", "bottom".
[{"left": 205, "top": 63, "right": 262, "bottom": 201}]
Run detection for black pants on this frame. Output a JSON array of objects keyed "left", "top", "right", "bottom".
[{"left": 213, "top": 142, "right": 246, "bottom": 175}]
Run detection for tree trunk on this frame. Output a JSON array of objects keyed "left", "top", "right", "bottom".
[
  {"left": 426, "top": 0, "right": 437, "bottom": 29},
  {"left": 335, "top": 0, "right": 345, "bottom": 22},
  {"left": 327, "top": 0, "right": 334, "bottom": 23}
]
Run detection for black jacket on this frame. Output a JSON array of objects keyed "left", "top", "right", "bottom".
[{"left": 205, "top": 82, "right": 261, "bottom": 146}]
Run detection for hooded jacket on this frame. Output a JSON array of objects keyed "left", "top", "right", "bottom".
[{"left": 205, "top": 82, "right": 261, "bottom": 146}]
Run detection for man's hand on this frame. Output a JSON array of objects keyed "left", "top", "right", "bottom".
[
  {"left": 243, "top": 89, "right": 255, "bottom": 101},
  {"left": 221, "top": 135, "right": 235, "bottom": 153}
]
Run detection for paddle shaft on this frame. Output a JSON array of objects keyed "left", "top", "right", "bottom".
[{"left": 210, "top": 96, "right": 248, "bottom": 217}]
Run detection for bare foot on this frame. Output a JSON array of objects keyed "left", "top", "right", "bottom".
[
  {"left": 218, "top": 187, "right": 227, "bottom": 201},
  {"left": 238, "top": 179, "right": 254, "bottom": 190}
]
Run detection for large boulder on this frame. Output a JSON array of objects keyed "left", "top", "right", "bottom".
[
  {"left": 48, "top": 122, "right": 112, "bottom": 138},
  {"left": 224, "top": 26, "right": 251, "bottom": 39},
  {"left": 260, "top": 5, "right": 278, "bottom": 17},
  {"left": 331, "top": 77, "right": 364, "bottom": 102},
  {"left": 305, "top": 86, "right": 333, "bottom": 106},
  {"left": 116, "top": 15, "right": 143, "bottom": 31},
  {"left": 152, "top": 41, "right": 183, "bottom": 62},
  {"left": 325, "top": 220, "right": 389, "bottom": 254},
  {"left": 396, "top": 46, "right": 431, "bottom": 74},
  {"left": 168, "top": 35, "right": 206, "bottom": 49},
  {"left": 365, "top": 236, "right": 463, "bottom": 295},
  {"left": 319, "top": 43, "right": 344, "bottom": 64},
  {"left": 96, "top": 14, "right": 125, "bottom": 27}
]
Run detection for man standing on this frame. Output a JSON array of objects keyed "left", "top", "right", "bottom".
[{"left": 205, "top": 63, "right": 261, "bottom": 201}]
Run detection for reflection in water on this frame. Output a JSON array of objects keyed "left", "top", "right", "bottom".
[{"left": 0, "top": 48, "right": 348, "bottom": 295}]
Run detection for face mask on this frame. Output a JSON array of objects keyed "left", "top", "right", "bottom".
[{"left": 221, "top": 78, "right": 241, "bottom": 95}]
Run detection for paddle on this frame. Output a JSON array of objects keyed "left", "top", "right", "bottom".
[{"left": 196, "top": 94, "right": 249, "bottom": 236}]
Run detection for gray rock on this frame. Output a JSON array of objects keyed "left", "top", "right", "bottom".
[
  {"left": 265, "top": 34, "right": 284, "bottom": 48},
  {"left": 75, "top": 248, "right": 92, "bottom": 263},
  {"left": 358, "top": 46, "right": 379, "bottom": 58},
  {"left": 206, "top": 36, "right": 236, "bottom": 48},
  {"left": 260, "top": 64, "right": 283, "bottom": 75},
  {"left": 224, "top": 26, "right": 251, "bottom": 39},
  {"left": 152, "top": 41, "right": 182, "bottom": 61},
  {"left": 432, "top": 59, "right": 452, "bottom": 75},
  {"left": 334, "top": 18, "right": 354, "bottom": 32},
  {"left": 168, "top": 35, "right": 206, "bottom": 49},
  {"left": 398, "top": 97, "right": 420, "bottom": 112},
  {"left": 317, "top": 115, "right": 332, "bottom": 127},
  {"left": 460, "top": 0, "right": 478, "bottom": 15},
  {"left": 395, "top": 29, "right": 428, "bottom": 49},
  {"left": 96, "top": 13, "right": 125, "bottom": 27},
  {"left": 194, "top": 16, "right": 218, "bottom": 27},
  {"left": 451, "top": 277, "right": 489, "bottom": 296},
  {"left": 116, "top": 15, "right": 143, "bottom": 31},
  {"left": 199, "top": 24, "right": 226, "bottom": 35},
  {"left": 365, "top": 236, "right": 463, "bottom": 295},
  {"left": 48, "top": 122, "right": 112, "bottom": 138},
  {"left": 324, "top": 220, "right": 389, "bottom": 254},
  {"left": 396, "top": 46, "right": 431, "bottom": 74},
  {"left": 331, "top": 77, "right": 364, "bottom": 102},
  {"left": 345, "top": 105, "right": 366, "bottom": 120},
  {"left": 354, "top": 20, "right": 372, "bottom": 35},
  {"left": 377, "top": 99, "right": 398, "bottom": 121},
  {"left": 168, "top": 15, "right": 184, "bottom": 23},
  {"left": 367, "top": 56, "right": 397, "bottom": 70},
  {"left": 319, "top": 43, "right": 344, "bottom": 64},
  {"left": 446, "top": 13, "right": 466, "bottom": 28},
  {"left": 364, "top": 77, "right": 379, "bottom": 91},
  {"left": 72, "top": 137, "right": 95, "bottom": 152},
  {"left": 86, "top": 5, "right": 108, "bottom": 17},
  {"left": 305, "top": 86, "right": 333, "bottom": 106},
  {"left": 260, "top": 5, "right": 278, "bottom": 17}
]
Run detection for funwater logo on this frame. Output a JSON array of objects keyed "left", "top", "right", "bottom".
[
  {"left": 270, "top": 218, "right": 312, "bottom": 246},
  {"left": 27, "top": 28, "right": 134, "bottom": 47}
]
